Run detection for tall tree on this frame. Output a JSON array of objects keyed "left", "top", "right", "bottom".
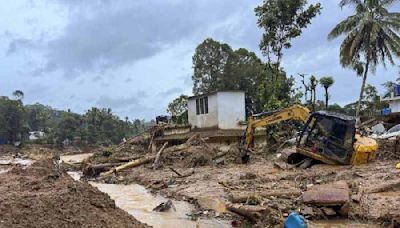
[
  {"left": 309, "top": 75, "right": 318, "bottom": 111},
  {"left": 319, "top": 76, "right": 335, "bottom": 109},
  {"left": 192, "top": 38, "right": 233, "bottom": 95},
  {"left": 255, "top": 0, "right": 321, "bottom": 66},
  {"left": 328, "top": 0, "right": 400, "bottom": 122}
]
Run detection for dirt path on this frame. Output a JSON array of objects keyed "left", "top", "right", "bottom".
[{"left": 0, "top": 159, "right": 149, "bottom": 228}]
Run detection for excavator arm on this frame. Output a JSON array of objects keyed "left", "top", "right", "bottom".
[{"left": 244, "top": 105, "right": 310, "bottom": 151}]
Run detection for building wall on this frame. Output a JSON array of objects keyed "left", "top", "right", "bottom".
[
  {"left": 389, "top": 100, "right": 400, "bottom": 112},
  {"left": 188, "top": 94, "right": 218, "bottom": 129},
  {"left": 217, "top": 92, "right": 246, "bottom": 129}
]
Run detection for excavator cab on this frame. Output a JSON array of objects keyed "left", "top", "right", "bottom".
[{"left": 295, "top": 111, "right": 357, "bottom": 165}]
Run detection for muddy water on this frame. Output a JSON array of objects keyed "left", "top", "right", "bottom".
[
  {"left": 90, "top": 183, "right": 231, "bottom": 228},
  {"left": 60, "top": 153, "right": 93, "bottom": 164}
]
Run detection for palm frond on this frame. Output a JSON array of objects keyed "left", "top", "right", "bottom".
[
  {"left": 339, "top": 0, "right": 363, "bottom": 7},
  {"left": 328, "top": 15, "right": 361, "bottom": 40}
]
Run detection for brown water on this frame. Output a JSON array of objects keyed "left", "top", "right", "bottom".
[
  {"left": 60, "top": 153, "right": 93, "bottom": 164},
  {"left": 90, "top": 182, "right": 231, "bottom": 228}
]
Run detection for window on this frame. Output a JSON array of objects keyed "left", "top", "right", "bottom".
[{"left": 195, "top": 96, "right": 208, "bottom": 115}]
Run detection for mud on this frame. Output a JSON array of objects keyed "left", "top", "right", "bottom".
[
  {"left": 104, "top": 158, "right": 400, "bottom": 227},
  {"left": 0, "top": 158, "right": 148, "bottom": 228}
]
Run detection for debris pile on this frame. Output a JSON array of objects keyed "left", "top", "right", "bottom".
[
  {"left": 0, "top": 159, "right": 149, "bottom": 228},
  {"left": 376, "top": 138, "right": 400, "bottom": 160}
]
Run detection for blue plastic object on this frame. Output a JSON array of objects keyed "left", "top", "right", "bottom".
[
  {"left": 394, "top": 85, "right": 400, "bottom": 97},
  {"left": 383, "top": 108, "right": 392, "bottom": 116},
  {"left": 284, "top": 212, "right": 307, "bottom": 228}
]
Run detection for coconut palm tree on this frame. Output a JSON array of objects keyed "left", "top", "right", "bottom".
[
  {"left": 328, "top": 0, "right": 400, "bottom": 122},
  {"left": 319, "top": 76, "right": 335, "bottom": 109}
]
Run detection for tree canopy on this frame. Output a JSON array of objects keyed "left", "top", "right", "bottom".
[
  {"left": 255, "top": 0, "right": 321, "bottom": 65},
  {"left": 328, "top": 0, "right": 400, "bottom": 120}
]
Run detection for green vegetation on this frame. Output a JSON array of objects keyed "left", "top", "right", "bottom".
[
  {"left": 255, "top": 0, "right": 322, "bottom": 66},
  {"left": 166, "top": 95, "right": 188, "bottom": 124},
  {"left": 328, "top": 0, "right": 400, "bottom": 121},
  {"left": 319, "top": 76, "right": 335, "bottom": 109},
  {"left": 0, "top": 92, "right": 145, "bottom": 146}
]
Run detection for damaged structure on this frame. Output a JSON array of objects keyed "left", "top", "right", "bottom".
[{"left": 187, "top": 90, "right": 246, "bottom": 130}]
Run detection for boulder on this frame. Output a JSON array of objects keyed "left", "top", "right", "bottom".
[{"left": 302, "top": 181, "right": 350, "bottom": 206}]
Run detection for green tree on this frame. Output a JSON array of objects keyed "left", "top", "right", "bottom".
[
  {"left": 255, "top": 0, "right": 321, "bottom": 66},
  {"left": 0, "top": 97, "right": 27, "bottom": 143},
  {"left": 319, "top": 76, "right": 335, "bottom": 109},
  {"left": 192, "top": 38, "right": 233, "bottom": 95},
  {"left": 12, "top": 90, "right": 24, "bottom": 101},
  {"left": 167, "top": 95, "right": 188, "bottom": 124},
  {"left": 328, "top": 0, "right": 400, "bottom": 121}
]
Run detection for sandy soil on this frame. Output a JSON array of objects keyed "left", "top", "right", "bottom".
[{"left": 0, "top": 158, "right": 149, "bottom": 228}]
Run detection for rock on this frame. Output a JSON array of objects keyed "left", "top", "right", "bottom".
[
  {"left": 152, "top": 200, "right": 176, "bottom": 212},
  {"left": 239, "top": 172, "right": 257, "bottom": 180},
  {"left": 339, "top": 203, "right": 350, "bottom": 216},
  {"left": 302, "top": 181, "right": 350, "bottom": 206},
  {"left": 321, "top": 207, "right": 337, "bottom": 216}
]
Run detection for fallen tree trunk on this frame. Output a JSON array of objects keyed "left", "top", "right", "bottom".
[
  {"left": 226, "top": 203, "right": 271, "bottom": 222},
  {"left": 229, "top": 189, "right": 302, "bottom": 203},
  {"left": 100, "top": 156, "right": 155, "bottom": 176},
  {"left": 115, "top": 155, "right": 144, "bottom": 162},
  {"left": 83, "top": 162, "right": 125, "bottom": 176},
  {"left": 153, "top": 142, "right": 168, "bottom": 170}
]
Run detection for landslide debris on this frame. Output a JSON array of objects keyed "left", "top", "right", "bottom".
[{"left": 0, "top": 159, "right": 149, "bottom": 228}]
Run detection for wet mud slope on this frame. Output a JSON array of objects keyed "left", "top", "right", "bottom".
[{"left": 0, "top": 159, "right": 149, "bottom": 228}]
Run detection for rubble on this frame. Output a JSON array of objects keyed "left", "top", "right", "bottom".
[{"left": 302, "top": 181, "right": 350, "bottom": 206}]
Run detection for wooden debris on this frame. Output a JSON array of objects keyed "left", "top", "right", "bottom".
[
  {"left": 152, "top": 142, "right": 168, "bottom": 170},
  {"left": 226, "top": 203, "right": 271, "bottom": 222},
  {"left": 100, "top": 156, "right": 155, "bottom": 176},
  {"left": 83, "top": 162, "right": 125, "bottom": 177},
  {"left": 169, "top": 167, "right": 183, "bottom": 177}
]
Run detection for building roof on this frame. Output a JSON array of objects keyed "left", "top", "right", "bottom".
[
  {"left": 381, "top": 95, "right": 400, "bottom": 102},
  {"left": 188, "top": 90, "right": 244, "bottom": 100},
  {"left": 314, "top": 110, "right": 356, "bottom": 122}
]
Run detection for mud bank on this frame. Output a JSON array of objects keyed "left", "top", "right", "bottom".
[{"left": 0, "top": 159, "right": 148, "bottom": 228}]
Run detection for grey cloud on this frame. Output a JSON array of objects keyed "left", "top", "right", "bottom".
[
  {"left": 7, "top": 38, "right": 39, "bottom": 55},
  {"left": 157, "top": 87, "right": 183, "bottom": 97},
  {"left": 26, "top": 0, "right": 247, "bottom": 77},
  {"left": 96, "top": 95, "right": 140, "bottom": 109}
]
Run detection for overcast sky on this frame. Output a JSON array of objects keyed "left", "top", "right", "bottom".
[{"left": 1, "top": 0, "right": 399, "bottom": 120}]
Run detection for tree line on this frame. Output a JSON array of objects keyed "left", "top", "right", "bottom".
[
  {"left": 168, "top": 0, "right": 400, "bottom": 123},
  {"left": 0, "top": 92, "right": 145, "bottom": 145}
]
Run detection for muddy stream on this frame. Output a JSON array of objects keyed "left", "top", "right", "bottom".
[{"left": 60, "top": 153, "right": 230, "bottom": 228}]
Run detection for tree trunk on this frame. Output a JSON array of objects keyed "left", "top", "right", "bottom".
[
  {"left": 355, "top": 61, "right": 370, "bottom": 126},
  {"left": 325, "top": 87, "right": 329, "bottom": 109}
]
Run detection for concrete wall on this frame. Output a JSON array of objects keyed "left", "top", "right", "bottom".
[
  {"left": 217, "top": 92, "right": 246, "bottom": 130},
  {"left": 188, "top": 94, "right": 218, "bottom": 129},
  {"left": 389, "top": 100, "right": 400, "bottom": 112}
]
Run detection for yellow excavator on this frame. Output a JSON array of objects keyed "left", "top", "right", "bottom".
[{"left": 242, "top": 105, "right": 378, "bottom": 165}]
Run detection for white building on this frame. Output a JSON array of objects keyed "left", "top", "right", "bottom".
[
  {"left": 381, "top": 93, "right": 400, "bottom": 113},
  {"left": 187, "top": 91, "right": 245, "bottom": 130},
  {"left": 29, "top": 131, "right": 45, "bottom": 141}
]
